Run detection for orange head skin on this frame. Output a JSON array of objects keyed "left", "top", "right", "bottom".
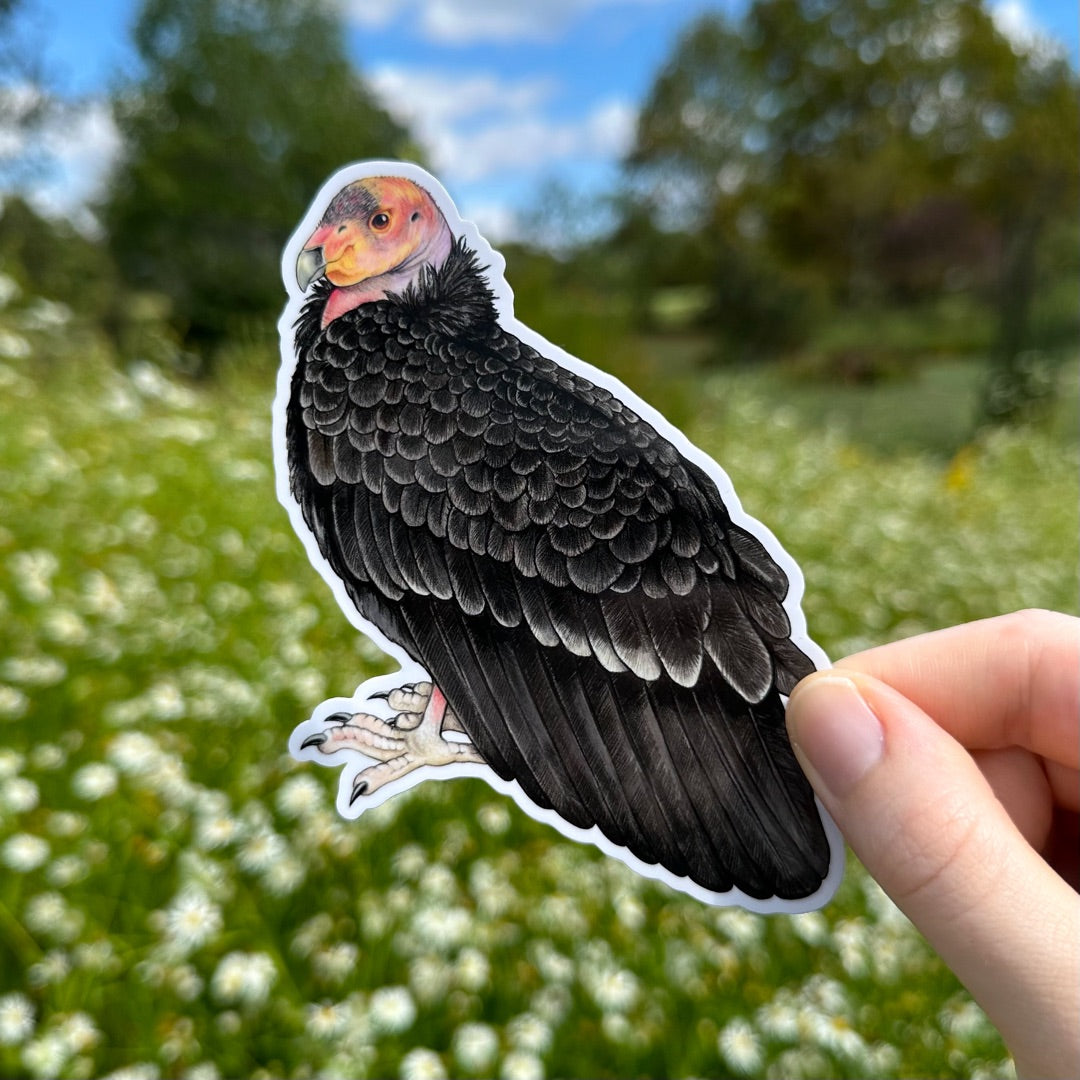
[{"left": 297, "top": 177, "right": 454, "bottom": 327}]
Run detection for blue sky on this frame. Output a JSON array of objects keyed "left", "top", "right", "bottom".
[{"left": 5, "top": 0, "right": 1077, "bottom": 239}]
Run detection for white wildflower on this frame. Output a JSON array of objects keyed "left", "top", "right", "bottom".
[
  {"left": 718, "top": 1018, "right": 763, "bottom": 1074},
  {"left": 2, "top": 832, "right": 49, "bottom": 871},
  {"left": 412, "top": 905, "right": 471, "bottom": 952},
  {"left": 418, "top": 862, "right": 457, "bottom": 900},
  {"left": 614, "top": 893, "right": 646, "bottom": 931},
  {"left": 400, "top": 1047, "right": 446, "bottom": 1080},
  {"left": 304, "top": 1001, "right": 349, "bottom": 1039},
  {"left": 716, "top": 907, "right": 763, "bottom": 946},
  {"left": 101, "top": 1064, "right": 160, "bottom": 1080},
  {"left": 161, "top": 889, "right": 222, "bottom": 952},
  {"left": 147, "top": 679, "right": 185, "bottom": 720},
  {"left": 939, "top": 996, "right": 992, "bottom": 1039},
  {"left": 42, "top": 608, "right": 88, "bottom": 645},
  {"left": 24, "top": 892, "right": 83, "bottom": 942},
  {"left": 312, "top": 942, "right": 358, "bottom": 984},
  {"left": 508, "top": 1013, "right": 552, "bottom": 1054},
  {"left": 602, "top": 1012, "right": 633, "bottom": 1044},
  {"left": 531, "top": 985, "right": 571, "bottom": 1025},
  {"left": 71, "top": 762, "right": 118, "bottom": 801},
  {"left": 757, "top": 991, "right": 800, "bottom": 1041},
  {"left": 789, "top": 911, "right": 828, "bottom": 945},
  {"left": 275, "top": 773, "right": 324, "bottom": 819},
  {"left": 57, "top": 1012, "right": 99, "bottom": 1053},
  {"left": 108, "top": 732, "right": 162, "bottom": 774},
  {"left": 2, "top": 655, "right": 65, "bottom": 686},
  {"left": 28, "top": 949, "right": 71, "bottom": 986},
  {"left": 194, "top": 811, "right": 239, "bottom": 850},
  {"left": 170, "top": 964, "right": 204, "bottom": 1002},
  {"left": 30, "top": 743, "right": 65, "bottom": 770},
  {"left": 74, "top": 940, "right": 120, "bottom": 975},
  {"left": 261, "top": 854, "right": 305, "bottom": 896},
  {"left": 453, "top": 1022, "right": 498, "bottom": 1073},
  {"left": 21, "top": 1034, "right": 71, "bottom": 1080},
  {"left": 211, "top": 951, "right": 276, "bottom": 1007},
  {"left": 290, "top": 913, "right": 332, "bottom": 958},
  {"left": 48, "top": 855, "right": 89, "bottom": 887},
  {"left": 0, "top": 684, "right": 28, "bottom": 719},
  {"left": 0, "top": 272, "right": 20, "bottom": 305},
  {"left": 454, "top": 947, "right": 490, "bottom": 991},
  {"left": 500, "top": 1051, "right": 544, "bottom": 1080},
  {"left": 0, "top": 992, "right": 34, "bottom": 1045},
  {"left": 834, "top": 918, "right": 869, "bottom": 977},
  {"left": 184, "top": 1064, "right": 221, "bottom": 1080},
  {"left": 237, "top": 829, "right": 287, "bottom": 873},
  {"left": 0, "top": 750, "right": 25, "bottom": 777},
  {"left": 0, "top": 330, "right": 29, "bottom": 359},
  {"left": 1, "top": 775, "right": 39, "bottom": 813},
  {"left": 531, "top": 941, "right": 574, "bottom": 984},
  {"left": 393, "top": 844, "right": 426, "bottom": 879},
  {"left": 9, "top": 550, "right": 58, "bottom": 603},
  {"left": 476, "top": 801, "right": 510, "bottom": 835},
  {"left": 584, "top": 966, "right": 639, "bottom": 1014},
  {"left": 369, "top": 986, "right": 416, "bottom": 1033}
]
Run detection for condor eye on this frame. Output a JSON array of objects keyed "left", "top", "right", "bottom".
[{"left": 370, "top": 212, "right": 391, "bottom": 231}]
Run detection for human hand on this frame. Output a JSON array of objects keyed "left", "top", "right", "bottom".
[{"left": 786, "top": 609, "right": 1079, "bottom": 1080}]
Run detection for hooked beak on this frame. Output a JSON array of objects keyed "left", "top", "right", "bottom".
[{"left": 296, "top": 246, "right": 327, "bottom": 291}]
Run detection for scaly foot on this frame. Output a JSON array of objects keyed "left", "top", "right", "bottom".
[{"left": 301, "top": 682, "right": 484, "bottom": 801}]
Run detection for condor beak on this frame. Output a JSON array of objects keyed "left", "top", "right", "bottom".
[{"left": 296, "top": 246, "right": 327, "bottom": 291}]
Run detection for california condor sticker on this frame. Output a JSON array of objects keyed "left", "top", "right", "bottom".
[{"left": 274, "top": 161, "right": 843, "bottom": 912}]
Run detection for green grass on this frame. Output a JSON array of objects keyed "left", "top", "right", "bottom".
[
  {"left": 632, "top": 334, "right": 1079, "bottom": 460},
  {"left": 0, "top": 297, "right": 1076, "bottom": 1079}
]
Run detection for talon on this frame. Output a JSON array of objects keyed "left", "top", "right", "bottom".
[
  {"left": 325, "top": 712, "right": 352, "bottom": 725},
  {"left": 302, "top": 732, "right": 328, "bottom": 749},
  {"left": 350, "top": 781, "right": 368, "bottom": 804}
]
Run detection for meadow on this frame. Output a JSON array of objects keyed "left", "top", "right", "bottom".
[{"left": 0, "top": 282, "right": 1076, "bottom": 1080}]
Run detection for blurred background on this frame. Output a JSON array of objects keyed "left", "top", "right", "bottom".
[{"left": 0, "top": 2, "right": 1076, "bottom": 1078}]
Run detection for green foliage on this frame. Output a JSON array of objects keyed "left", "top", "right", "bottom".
[
  {"left": 623, "top": 0, "right": 1079, "bottom": 401},
  {"left": 1, "top": 281, "right": 1076, "bottom": 1078},
  {"left": 99, "top": 0, "right": 414, "bottom": 364},
  {"left": 0, "top": 197, "right": 119, "bottom": 322}
]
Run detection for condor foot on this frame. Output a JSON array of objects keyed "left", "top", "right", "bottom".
[{"left": 301, "top": 682, "right": 484, "bottom": 800}]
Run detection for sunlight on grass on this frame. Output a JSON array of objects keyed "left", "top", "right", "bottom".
[{"left": 1, "top": 294, "right": 1074, "bottom": 1078}]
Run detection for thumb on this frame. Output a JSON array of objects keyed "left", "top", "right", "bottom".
[{"left": 786, "top": 671, "right": 1079, "bottom": 1079}]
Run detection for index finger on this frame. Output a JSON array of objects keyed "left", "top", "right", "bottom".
[{"left": 834, "top": 609, "right": 1079, "bottom": 768}]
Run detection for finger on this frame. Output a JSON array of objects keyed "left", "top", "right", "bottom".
[
  {"left": 971, "top": 746, "right": 1052, "bottom": 850},
  {"left": 835, "top": 609, "right": 1079, "bottom": 766},
  {"left": 787, "top": 670, "right": 1080, "bottom": 1080}
]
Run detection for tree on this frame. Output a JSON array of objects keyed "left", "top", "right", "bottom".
[
  {"left": 100, "top": 0, "right": 415, "bottom": 361},
  {"left": 625, "top": 0, "right": 1079, "bottom": 413}
]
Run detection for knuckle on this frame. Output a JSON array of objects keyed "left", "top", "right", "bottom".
[{"left": 884, "top": 787, "right": 998, "bottom": 912}]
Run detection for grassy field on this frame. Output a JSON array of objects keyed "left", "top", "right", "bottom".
[{"left": 0, "top": 295, "right": 1076, "bottom": 1079}]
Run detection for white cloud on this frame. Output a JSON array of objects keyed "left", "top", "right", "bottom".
[
  {"left": 32, "top": 99, "right": 122, "bottom": 232},
  {"left": 0, "top": 94, "right": 121, "bottom": 234},
  {"left": 990, "top": 0, "right": 1064, "bottom": 60},
  {"left": 460, "top": 200, "right": 519, "bottom": 243},
  {"left": 371, "top": 64, "right": 636, "bottom": 184},
  {"left": 344, "top": 0, "right": 662, "bottom": 44}
]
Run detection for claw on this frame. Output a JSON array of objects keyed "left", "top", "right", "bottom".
[
  {"left": 302, "top": 732, "right": 328, "bottom": 749},
  {"left": 350, "top": 780, "right": 368, "bottom": 805},
  {"left": 325, "top": 712, "right": 352, "bottom": 725}
]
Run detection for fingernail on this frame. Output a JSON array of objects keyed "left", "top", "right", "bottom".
[{"left": 787, "top": 675, "right": 884, "bottom": 799}]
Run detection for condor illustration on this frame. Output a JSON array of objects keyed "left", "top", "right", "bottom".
[{"left": 274, "top": 161, "right": 843, "bottom": 912}]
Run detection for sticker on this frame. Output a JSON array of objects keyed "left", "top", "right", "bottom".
[{"left": 274, "top": 160, "right": 844, "bottom": 912}]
